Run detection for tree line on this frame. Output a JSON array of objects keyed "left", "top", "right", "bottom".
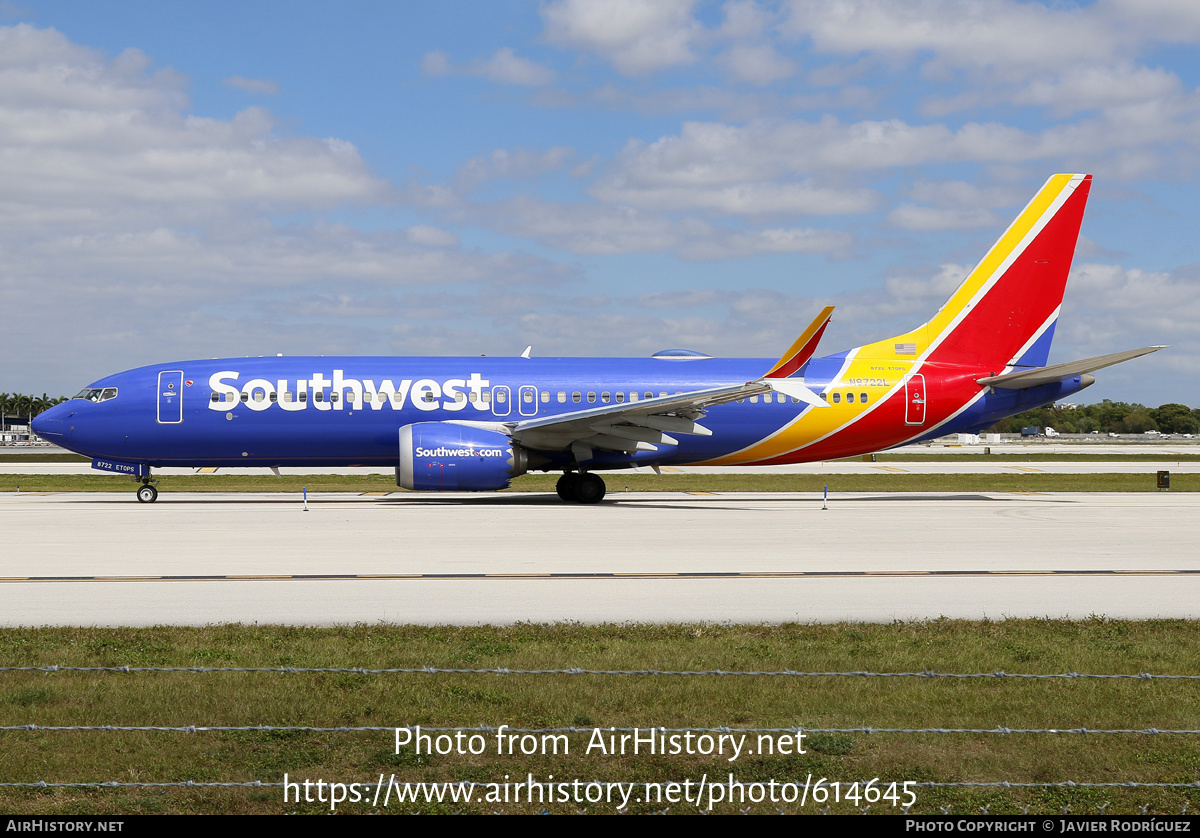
[
  {"left": 987, "top": 400, "right": 1200, "bottom": 435},
  {"left": 0, "top": 393, "right": 69, "bottom": 427}
]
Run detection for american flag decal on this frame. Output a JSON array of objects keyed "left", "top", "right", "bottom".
[{"left": 895, "top": 343, "right": 916, "bottom": 355}]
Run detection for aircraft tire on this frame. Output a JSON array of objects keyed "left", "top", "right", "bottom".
[
  {"left": 137, "top": 485, "right": 158, "bottom": 503},
  {"left": 576, "top": 473, "right": 606, "bottom": 504},
  {"left": 556, "top": 472, "right": 580, "bottom": 502}
]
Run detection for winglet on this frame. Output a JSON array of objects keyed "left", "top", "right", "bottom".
[
  {"left": 521, "top": 345, "right": 532, "bottom": 359},
  {"left": 764, "top": 306, "right": 834, "bottom": 379}
]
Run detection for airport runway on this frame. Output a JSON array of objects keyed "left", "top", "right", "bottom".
[
  {"left": 3, "top": 458, "right": 1198, "bottom": 477},
  {"left": 1, "top": 490, "right": 1196, "bottom": 626}
]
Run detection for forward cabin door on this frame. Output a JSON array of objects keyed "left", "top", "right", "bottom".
[{"left": 157, "top": 370, "right": 184, "bottom": 424}]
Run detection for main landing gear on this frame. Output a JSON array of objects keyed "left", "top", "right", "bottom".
[
  {"left": 555, "top": 471, "right": 606, "bottom": 504},
  {"left": 134, "top": 472, "right": 159, "bottom": 503}
]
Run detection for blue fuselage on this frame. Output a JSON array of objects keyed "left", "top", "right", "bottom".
[{"left": 33, "top": 354, "right": 1087, "bottom": 471}]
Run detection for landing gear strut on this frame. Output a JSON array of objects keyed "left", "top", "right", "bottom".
[
  {"left": 555, "top": 471, "right": 605, "bottom": 504},
  {"left": 134, "top": 471, "right": 158, "bottom": 503}
]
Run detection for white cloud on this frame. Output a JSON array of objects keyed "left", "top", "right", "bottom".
[
  {"left": 886, "top": 179, "right": 1026, "bottom": 231},
  {"left": 1104, "top": 0, "right": 1200, "bottom": 43},
  {"left": 592, "top": 175, "right": 877, "bottom": 216},
  {"left": 477, "top": 47, "right": 555, "bottom": 86},
  {"left": 0, "top": 24, "right": 578, "bottom": 394},
  {"left": 455, "top": 147, "right": 574, "bottom": 191},
  {"left": 0, "top": 25, "right": 186, "bottom": 112},
  {"left": 447, "top": 193, "right": 852, "bottom": 259},
  {"left": 888, "top": 205, "right": 1000, "bottom": 231},
  {"left": 1012, "top": 63, "right": 1185, "bottom": 117},
  {"left": 677, "top": 226, "right": 852, "bottom": 260},
  {"left": 882, "top": 264, "right": 969, "bottom": 307},
  {"left": 778, "top": 0, "right": 1200, "bottom": 157},
  {"left": 1058, "top": 262, "right": 1200, "bottom": 380},
  {"left": 0, "top": 27, "right": 389, "bottom": 237},
  {"left": 718, "top": 0, "right": 773, "bottom": 40},
  {"left": 637, "top": 288, "right": 725, "bottom": 308},
  {"left": 420, "top": 50, "right": 452, "bottom": 76},
  {"left": 720, "top": 43, "right": 796, "bottom": 85},
  {"left": 405, "top": 225, "right": 459, "bottom": 247},
  {"left": 781, "top": 0, "right": 1124, "bottom": 77},
  {"left": 421, "top": 47, "right": 555, "bottom": 86},
  {"left": 589, "top": 111, "right": 1200, "bottom": 206},
  {"left": 542, "top": 0, "right": 703, "bottom": 75},
  {"left": 222, "top": 75, "right": 280, "bottom": 95},
  {"left": 469, "top": 195, "right": 707, "bottom": 255}
]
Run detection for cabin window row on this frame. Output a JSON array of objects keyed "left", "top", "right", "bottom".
[
  {"left": 819, "top": 391, "right": 870, "bottom": 404},
  {"left": 209, "top": 388, "right": 825, "bottom": 406}
]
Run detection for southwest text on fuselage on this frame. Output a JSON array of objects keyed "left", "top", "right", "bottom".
[{"left": 207, "top": 371, "right": 492, "bottom": 413}]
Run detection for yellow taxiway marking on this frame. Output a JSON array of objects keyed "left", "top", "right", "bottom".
[
  {"left": 1005, "top": 466, "right": 1043, "bottom": 473},
  {"left": 872, "top": 466, "right": 908, "bottom": 473},
  {"left": 685, "top": 491, "right": 719, "bottom": 496},
  {"left": 196, "top": 467, "right": 219, "bottom": 474},
  {"left": 660, "top": 466, "right": 684, "bottom": 473},
  {"left": 360, "top": 492, "right": 392, "bottom": 497}
]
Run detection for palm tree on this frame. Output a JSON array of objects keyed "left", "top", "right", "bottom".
[
  {"left": 0, "top": 393, "right": 70, "bottom": 440},
  {"left": 13, "top": 394, "right": 30, "bottom": 421}
]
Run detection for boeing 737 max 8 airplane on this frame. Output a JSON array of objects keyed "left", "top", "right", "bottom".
[{"left": 33, "top": 173, "right": 1163, "bottom": 503}]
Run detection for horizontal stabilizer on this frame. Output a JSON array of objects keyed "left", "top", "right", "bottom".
[
  {"left": 977, "top": 346, "right": 1166, "bottom": 389},
  {"left": 764, "top": 306, "right": 835, "bottom": 379}
]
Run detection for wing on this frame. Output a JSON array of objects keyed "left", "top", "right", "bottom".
[
  {"left": 508, "top": 382, "right": 765, "bottom": 462},
  {"left": 448, "top": 378, "right": 823, "bottom": 462},
  {"left": 448, "top": 308, "right": 837, "bottom": 464}
]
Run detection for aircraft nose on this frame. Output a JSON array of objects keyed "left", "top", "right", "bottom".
[{"left": 31, "top": 403, "right": 68, "bottom": 440}]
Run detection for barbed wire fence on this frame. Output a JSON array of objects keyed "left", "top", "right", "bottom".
[{"left": 5, "top": 665, "right": 1200, "bottom": 812}]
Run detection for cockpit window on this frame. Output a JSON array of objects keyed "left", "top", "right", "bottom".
[{"left": 73, "top": 388, "right": 118, "bottom": 403}]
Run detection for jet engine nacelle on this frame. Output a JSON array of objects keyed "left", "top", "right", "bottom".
[{"left": 397, "top": 422, "right": 527, "bottom": 491}]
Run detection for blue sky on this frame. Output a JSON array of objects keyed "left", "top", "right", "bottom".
[{"left": 3, "top": 0, "right": 1198, "bottom": 406}]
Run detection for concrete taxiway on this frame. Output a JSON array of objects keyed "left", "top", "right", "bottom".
[
  {"left": 2, "top": 490, "right": 1196, "bottom": 626},
  {"left": 3, "top": 456, "right": 1199, "bottom": 479}
]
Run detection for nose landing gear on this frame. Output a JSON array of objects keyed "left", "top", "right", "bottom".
[
  {"left": 132, "top": 470, "right": 159, "bottom": 503},
  {"left": 555, "top": 471, "right": 606, "bottom": 504}
]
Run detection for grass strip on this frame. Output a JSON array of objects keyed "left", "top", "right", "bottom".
[
  {"left": 1, "top": 620, "right": 1199, "bottom": 815},
  {"left": 0, "top": 453, "right": 90, "bottom": 462}
]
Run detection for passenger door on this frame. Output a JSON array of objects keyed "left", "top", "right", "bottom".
[{"left": 157, "top": 370, "right": 184, "bottom": 424}]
